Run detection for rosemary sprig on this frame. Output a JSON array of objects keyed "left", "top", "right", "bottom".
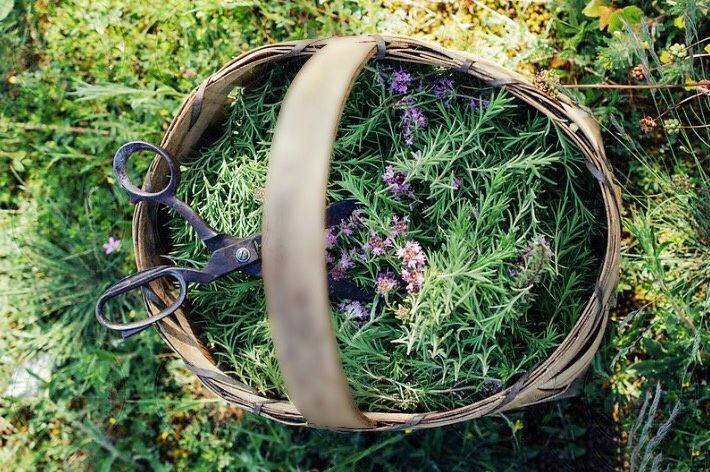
[{"left": 168, "top": 62, "right": 604, "bottom": 411}]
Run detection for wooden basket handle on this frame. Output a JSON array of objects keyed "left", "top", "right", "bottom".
[{"left": 262, "top": 36, "right": 377, "bottom": 428}]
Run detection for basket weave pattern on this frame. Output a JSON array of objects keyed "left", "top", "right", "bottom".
[{"left": 132, "top": 35, "right": 621, "bottom": 431}]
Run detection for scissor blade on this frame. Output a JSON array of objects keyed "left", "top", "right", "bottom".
[
  {"left": 205, "top": 200, "right": 358, "bottom": 255},
  {"left": 325, "top": 199, "right": 359, "bottom": 228},
  {"left": 237, "top": 199, "right": 373, "bottom": 300},
  {"left": 239, "top": 257, "right": 373, "bottom": 302},
  {"left": 239, "top": 199, "right": 359, "bottom": 278}
]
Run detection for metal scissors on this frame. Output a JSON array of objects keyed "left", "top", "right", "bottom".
[{"left": 96, "top": 141, "right": 371, "bottom": 338}]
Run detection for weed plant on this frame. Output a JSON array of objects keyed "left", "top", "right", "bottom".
[{"left": 168, "top": 62, "right": 605, "bottom": 411}]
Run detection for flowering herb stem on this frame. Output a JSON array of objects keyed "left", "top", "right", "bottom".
[{"left": 167, "top": 62, "right": 604, "bottom": 411}]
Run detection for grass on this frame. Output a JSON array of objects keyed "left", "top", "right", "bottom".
[{"left": 1, "top": 0, "right": 707, "bottom": 470}]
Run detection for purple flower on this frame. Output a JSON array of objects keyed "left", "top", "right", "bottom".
[
  {"left": 396, "top": 240, "right": 426, "bottom": 269},
  {"left": 537, "top": 235, "right": 552, "bottom": 256},
  {"left": 469, "top": 97, "right": 490, "bottom": 110},
  {"left": 396, "top": 96, "right": 416, "bottom": 108},
  {"left": 375, "top": 272, "right": 399, "bottom": 295},
  {"left": 452, "top": 175, "right": 462, "bottom": 190},
  {"left": 400, "top": 106, "right": 428, "bottom": 145},
  {"left": 389, "top": 215, "right": 409, "bottom": 238},
  {"left": 362, "top": 231, "right": 393, "bottom": 257},
  {"left": 338, "top": 300, "right": 370, "bottom": 324},
  {"left": 404, "top": 106, "right": 428, "bottom": 128},
  {"left": 433, "top": 77, "right": 455, "bottom": 107},
  {"left": 402, "top": 127, "right": 414, "bottom": 146},
  {"left": 330, "top": 251, "right": 354, "bottom": 280},
  {"left": 401, "top": 268, "right": 424, "bottom": 294},
  {"left": 339, "top": 218, "right": 355, "bottom": 236},
  {"left": 341, "top": 253, "right": 354, "bottom": 270},
  {"left": 390, "top": 68, "right": 411, "bottom": 94},
  {"left": 324, "top": 227, "right": 338, "bottom": 249},
  {"left": 330, "top": 265, "right": 344, "bottom": 280},
  {"left": 102, "top": 236, "right": 121, "bottom": 255},
  {"left": 396, "top": 240, "right": 427, "bottom": 293},
  {"left": 433, "top": 77, "right": 454, "bottom": 97},
  {"left": 338, "top": 209, "right": 365, "bottom": 237},
  {"left": 382, "top": 165, "right": 414, "bottom": 199}
]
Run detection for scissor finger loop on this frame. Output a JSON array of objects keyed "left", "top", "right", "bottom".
[
  {"left": 96, "top": 266, "right": 188, "bottom": 338},
  {"left": 113, "top": 141, "right": 180, "bottom": 203}
]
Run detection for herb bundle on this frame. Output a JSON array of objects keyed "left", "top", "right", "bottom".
[{"left": 168, "top": 62, "right": 604, "bottom": 412}]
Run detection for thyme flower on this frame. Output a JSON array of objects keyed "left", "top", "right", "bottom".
[
  {"left": 338, "top": 301, "right": 370, "bottom": 324},
  {"left": 324, "top": 227, "right": 338, "bottom": 248},
  {"left": 532, "top": 70, "right": 560, "bottom": 98},
  {"left": 375, "top": 272, "right": 399, "bottom": 295},
  {"left": 396, "top": 240, "right": 426, "bottom": 269},
  {"left": 401, "top": 268, "right": 424, "bottom": 294},
  {"left": 363, "top": 231, "right": 393, "bottom": 256},
  {"left": 330, "top": 251, "right": 355, "bottom": 280},
  {"left": 390, "top": 215, "right": 410, "bottom": 238},
  {"left": 397, "top": 240, "right": 427, "bottom": 294},
  {"left": 383, "top": 165, "right": 414, "bottom": 199}
]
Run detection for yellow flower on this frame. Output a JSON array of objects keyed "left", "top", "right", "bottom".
[
  {"left": 513, "top": 418, "right": 524, "bottom": 433},
  {"left": 659, "top": 50, "right": 672, "bottom": 64},
  {"left": 108, "top": 417, "right": 117, "bottom": 425},
  {"left": 8, "top": 76, "right": 17, "bottom": 84},
  {"left": 673, "top": 16, "right": 685, "bottom": 29}
]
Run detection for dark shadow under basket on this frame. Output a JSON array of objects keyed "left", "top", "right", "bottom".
[{"left": 132, "top": 35, "right": 621, "bottom": 431}]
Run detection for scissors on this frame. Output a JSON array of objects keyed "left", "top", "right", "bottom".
[{"left": 96, "top": 141, "right": 372, "bottom": 338}]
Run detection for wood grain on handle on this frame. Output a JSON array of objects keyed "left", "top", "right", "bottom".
[{"left": 261, "top": 37, "right": 376, "bottom": 428}]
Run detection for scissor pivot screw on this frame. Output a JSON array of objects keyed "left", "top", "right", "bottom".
[{"left": 235, "top": 248, "right": 251, "bottom": 263}]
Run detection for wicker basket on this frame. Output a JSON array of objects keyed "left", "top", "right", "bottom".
[{"left": 132, "top": 35, "right": 621, "bottom": 431}]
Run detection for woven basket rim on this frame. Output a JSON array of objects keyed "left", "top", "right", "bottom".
[{"left": 131, "top": 35, "right": 621, "bottom": 431}]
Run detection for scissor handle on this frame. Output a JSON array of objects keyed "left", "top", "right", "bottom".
[
  {"left": 113, "top": 141, "right": 180, "bottom": 203},
  {"left": 96, "top": 265, "right": 187, "bottom": 338},
  {"left": 113, "top": 141, "right": 220, "bottom": 243}
]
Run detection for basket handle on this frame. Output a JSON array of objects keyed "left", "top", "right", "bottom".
[{"left": 262, "top": 36, "right": 377, "bottom": 428}]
